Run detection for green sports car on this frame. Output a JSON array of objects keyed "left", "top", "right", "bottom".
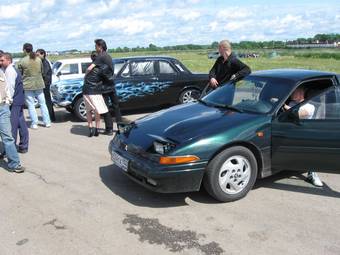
[{"left": 109, "top": 69, "right": 340, "bottom": 202}]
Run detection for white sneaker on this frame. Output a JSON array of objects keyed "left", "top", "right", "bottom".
[
  {"left": 31, "top": 124, "right": 38, "bottom": 130},
  {"left": 45, "top": 123, "right": 51, "bottom": 128},
  {"left": 307, "top": 172, "right": 323, "bottom": 187}
]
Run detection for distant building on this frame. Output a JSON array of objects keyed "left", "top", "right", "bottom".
[{"left": 287, "top": 43, "right": 337, "bottom": 48}]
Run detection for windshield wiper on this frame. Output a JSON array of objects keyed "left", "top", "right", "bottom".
[{"left": 212, "top": 103, "right": 244, "bottom": 113}]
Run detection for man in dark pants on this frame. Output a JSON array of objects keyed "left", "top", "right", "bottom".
[
  {"left": 209, "top": 40, "right": 251, "bottom": 88},
  {"left": 36, "top": 49, "right": 56, "bottom": 122},
  {"left": 87, "top": 39, "right": 122, "bottom": 135},
  {"left": 0, "top": 53, "right": 29, "bottom": 153}
]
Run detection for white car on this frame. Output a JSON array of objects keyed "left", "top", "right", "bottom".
[{"left": 52, "top": 58, "right": 91, "bottom": 84}]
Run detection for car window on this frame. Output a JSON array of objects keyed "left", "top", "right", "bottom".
[
  {"left": 298, "top": 87, "right": 340, "bottom": 120},
  {"left": 120, "top": 64, "right": 130, "bottom": 77},
  {"left": 202, "top": 76, "right": 292, "bottom": 114},
  {"left": 159, "top": 61, "right": 177, "bottom": 74},
  {"left": 114, "top": 62, "right": 125, "bottom": 75},
  {"left": 81, "top": 62, "right": 91, "bottom": 73},
  {"left": 60, "top": 63, "right": 79, "bottom": 75},
  {"left": 52, "top": 61, "right": 62, "bottom": 74},
  {"left": 130, "top": 61, "right": 155, "bottom": 76}
]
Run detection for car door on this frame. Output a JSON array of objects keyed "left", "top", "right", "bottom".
[
  {"left": 156, "top": 60, "right": 179, "bottom": 104},
  {"left": 271, "top": 85, "right": 340, "bottom": 173},
  {"left": 115, "top": 60, "right": 158, "bottom": 109}
]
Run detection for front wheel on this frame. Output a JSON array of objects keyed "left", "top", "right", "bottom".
[
  {"left": 74, "top": 97, "right": 87, "bottom": 122},
  {"left": 203, "top": 146, "right": 258, "bottom": 202},
  {"left": 179, "top": 88, "right": 201, "bottom": 104}
]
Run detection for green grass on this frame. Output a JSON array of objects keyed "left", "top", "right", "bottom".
[{"left": 49, "top": 49, "right": 340, "bottom": 74}]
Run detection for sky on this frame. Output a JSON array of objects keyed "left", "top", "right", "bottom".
[{"left": 0, "top": 0, "right": 339, "bottom": 52}]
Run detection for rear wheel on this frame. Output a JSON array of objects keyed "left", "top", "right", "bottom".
[
  {"left": 179, "top": 88, "right": 201, "bottom": 104},
  {"left": 74, "top": 97, "right": 87, "bottom": 122},
  {"left": 203, "top": 146, "right": 258, "bottom": 202}
]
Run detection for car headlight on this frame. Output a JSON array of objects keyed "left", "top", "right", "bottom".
[{"left": 153, "top": 141, "right": 175, "bottom": 155}]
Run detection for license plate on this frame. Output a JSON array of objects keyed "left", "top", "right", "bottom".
[{"left": 111, "top": 151, "right": 129, "bottom": 172}]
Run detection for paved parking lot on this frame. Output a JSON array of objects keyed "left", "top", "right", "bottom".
[{"left": 0, "top": 108, "right": 340, "bottom": 255}]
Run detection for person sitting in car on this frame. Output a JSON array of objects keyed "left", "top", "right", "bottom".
[{"left": 283, "top": 87, "right": 323, "bottom": 187}]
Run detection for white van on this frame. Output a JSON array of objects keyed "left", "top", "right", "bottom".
[{"left": 51, "top": 58, "right": 91, "bottom": 83}]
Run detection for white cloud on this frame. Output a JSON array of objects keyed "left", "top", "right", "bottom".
[
  {"left": 217, "top": 8, "right": 253, "bottom": 19},
  {"left": 224, "top": 20, "right": 252, "bottom": 31},
  {"left": 0, "top": 3, "right": 29, "bottom": 19},
  {"left": 209, "top": 21, "right": 218, "bottom": 31},
  {"left": 170, "top": 9, "right": 201, "bottom": 21},
  {"left": 66, "top": 0, "right": 85, "bottom": 5},
  {"left": 101, "top": 18, "right": 154, "bottom": 35},
  {"left": 67, "top": 24, "right": 92, "bottom": 39}
]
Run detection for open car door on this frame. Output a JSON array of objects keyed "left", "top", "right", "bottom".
[{"left": 271, "top": 86, "right": 340, "bottom": 173}]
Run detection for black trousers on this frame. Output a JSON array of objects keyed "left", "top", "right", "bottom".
[
  {"left": 102, "top": 89, "right": 122, "bottom": 131},
  {"left": 44, "top": 85, "right": 56, "bottom": 122}
]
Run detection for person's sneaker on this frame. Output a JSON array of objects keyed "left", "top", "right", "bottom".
[
  {"left": 307, "top": 172, "right": 323, "bottom": 187},
  {"left": 8, "top": 165, "right": 25, "bottom": 173},
  {"left": 45, "top": 123, "right": 51, "bottom": 128},
  {"left": 31, "top": 124, "right": 38, "bottom": 130}
]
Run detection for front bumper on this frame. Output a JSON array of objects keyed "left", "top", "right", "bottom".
[{"left": 109, "top": 139, "right": 207, "bottom": 193}]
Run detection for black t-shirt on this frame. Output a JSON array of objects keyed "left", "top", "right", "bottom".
[{"left": 94, "top": 51, "right": 114, "bottom": 74}]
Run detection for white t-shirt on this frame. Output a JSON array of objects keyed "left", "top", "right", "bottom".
[{"left": 289, "top": 101, "right": 315, "bottom": 119}]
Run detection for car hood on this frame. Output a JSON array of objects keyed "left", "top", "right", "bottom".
[{"left": 123, "top": 102, "right": 267, "bottom": 148}]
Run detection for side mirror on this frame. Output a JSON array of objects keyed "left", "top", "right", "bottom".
[{"left": 56, "top": 71, "right": 61, "bottom": 77}]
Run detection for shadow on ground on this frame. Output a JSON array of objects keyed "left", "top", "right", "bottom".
[
  {"left": 99, "top": 164, "right": 217, "bottom": 208},
  {"left": 254, "top": 170, "right": 340, "bottom": 198},
  {"left": 100, "top": 166, "right": 340, "bottom": 207}
]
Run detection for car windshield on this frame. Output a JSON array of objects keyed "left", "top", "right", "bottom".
[
  {"left": 201, "top": 76, "right": 293, "bottom": 114},
  {"left": 52, "top": 61, "right": 62, "bottom": 74}
]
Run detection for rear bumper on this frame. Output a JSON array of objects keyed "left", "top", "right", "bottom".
[{"left": 109, "top": 140, "right": 207, "bottom": 193}]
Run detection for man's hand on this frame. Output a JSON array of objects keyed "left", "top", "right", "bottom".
[
  {"left": 209, "top": 78, "right": 219, "bottom": 88},
  {"left": 283, "top": 104, "right": 290, "bottom": 111}
]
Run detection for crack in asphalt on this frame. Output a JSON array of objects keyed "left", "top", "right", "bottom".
[
  {"left": 43, "top": 218, "right": 67, "bottom": 230},
  {"left": 26, "top": 170, "right": 64, "bottom": 188},
  {"left": 123, "top": 214, "right": 224, "bottom": 255}
]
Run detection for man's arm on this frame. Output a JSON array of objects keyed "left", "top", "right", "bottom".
[
  {"left": 208, "top": 59, "right": 219, "bottom": 87},
  {"left": 231, "top": 58, "right": 251, "bottom": 80}
]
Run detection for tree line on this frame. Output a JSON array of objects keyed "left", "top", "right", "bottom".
[{"left": 107, "top": 33, "right": 340, "bottom": 52}]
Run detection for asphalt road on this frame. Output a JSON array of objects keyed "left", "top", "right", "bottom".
[{"left": 0, "top": 108, "right": 339, "bottom": 255}]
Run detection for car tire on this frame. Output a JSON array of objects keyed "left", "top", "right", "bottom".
[
  {"left": 179, "top": 88, "right": 201, "bottom": 104},
  {"left": 203, "top": 146, "right": 258, "bottom": 202},
  {"left": 74, "top": 97, "right": 87, "bottom": 122}
]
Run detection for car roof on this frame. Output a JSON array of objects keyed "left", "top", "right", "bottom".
[
  {"left": 55, "top": 58, "right": 91, "bottom": 63},
  {"left": 112, "top": 56, "right": 177, "bottom": 62},
  {"left": 251, "top": 69, "right": 336, "bottom": 82}
]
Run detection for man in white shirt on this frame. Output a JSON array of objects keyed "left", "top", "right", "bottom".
[
  {"left": 0, "top": 59, "right": 24, "bottom": 173},
  {"left": 284, "top": 87, "right": 323, "bottom": 187},
  {"left": 0, "top": 52, "right": 29, "bottom": 153}
]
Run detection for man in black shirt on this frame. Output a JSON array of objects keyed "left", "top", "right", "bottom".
[
  {"left": 36, "top": 49, "right": 56, "bottom": 122},
  {"left": 209, "top": 40, "right": 251, "bottom": 88},
  {"left": 87, "top": 39, "right": 122, "bottom": 135}
]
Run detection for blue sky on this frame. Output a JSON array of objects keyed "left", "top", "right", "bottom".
[{"left": 0, "top": 0, "right": 339, "bottom": 52}]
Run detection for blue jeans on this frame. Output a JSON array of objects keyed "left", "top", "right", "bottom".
[
  {"left": 0, "top": 104, "right": 21, "bottom": 169},
  {"left": 25, "top": 89, "right": 51, "bottom": 126}
]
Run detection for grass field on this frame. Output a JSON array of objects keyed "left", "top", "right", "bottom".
[{"left": 49, "top": 49, "right": 340, "bottom": 74}]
